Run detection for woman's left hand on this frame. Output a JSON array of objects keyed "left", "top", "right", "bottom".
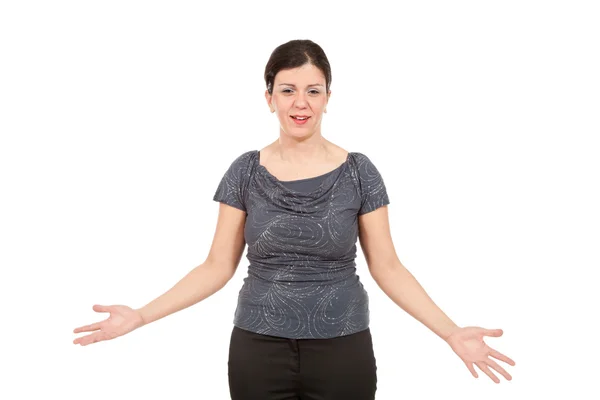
[{"left": 445, "top": 326, "right": 516, "bottom": 383}]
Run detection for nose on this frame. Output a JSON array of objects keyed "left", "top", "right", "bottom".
[{"left": 294, "top": 92, "right": 308, "bottom": 108}]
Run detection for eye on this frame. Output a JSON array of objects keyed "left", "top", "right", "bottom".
[{"left": 282, "top": 89, "right": 320, "bottom": 94}]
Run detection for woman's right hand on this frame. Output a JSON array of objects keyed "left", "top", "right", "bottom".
[{"left": 73, "top": 304, "right": 145, "bottom": 346}]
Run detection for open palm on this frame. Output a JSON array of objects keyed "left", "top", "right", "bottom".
[
  {"left": 73, "top": 304, "right": 144, "bottom": 346},
  {"left": 446, "top": 326, "right": 516, "bottom": 383}
]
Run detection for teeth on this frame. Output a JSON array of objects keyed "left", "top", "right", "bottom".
[{"left": 293, "top": 116, "right": 307, "bottom": 120}]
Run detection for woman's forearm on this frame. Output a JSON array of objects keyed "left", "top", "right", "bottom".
[
  {"left": 137, "top": 261, "right": 232, "bottom": 325},
  {"left": 371, "top": 263, "right": 460, "bottom": 341}
]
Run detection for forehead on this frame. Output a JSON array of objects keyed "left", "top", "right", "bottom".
[{"left": 274, "top": 64, "right": 326, "bottom": 86}]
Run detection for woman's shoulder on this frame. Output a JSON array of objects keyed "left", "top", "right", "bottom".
[
  {"left": 347, "top": 150, "right": 386, "bottom": 180},
  {"left": 347, "top": 150, "right": 377, "bottom": 166},
  {"left": 227, "top": 149, "right": 258, "bottom": 167},
  {"left": 217, "top": 150, "right": 258, "bottom": 181}
]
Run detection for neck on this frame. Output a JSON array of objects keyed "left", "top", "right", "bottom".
[{"left": 274, "top": 136, "right": 331, "bottom": 165}]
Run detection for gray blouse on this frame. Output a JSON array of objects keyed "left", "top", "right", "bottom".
[{"left": 213, "top": 150, "right": 390, "bottom": 339}]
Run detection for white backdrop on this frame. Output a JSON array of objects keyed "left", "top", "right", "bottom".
[{"left": 1, "top": 1, "right": 598, "bottom": 399}]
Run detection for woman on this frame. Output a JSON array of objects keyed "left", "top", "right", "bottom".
[{"left": 73, "top": 39, "right": 515, "bottom": 399}]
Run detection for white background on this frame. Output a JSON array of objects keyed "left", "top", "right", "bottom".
[{"left": 1, "top": 1, "right": 598, "bottom": 399}]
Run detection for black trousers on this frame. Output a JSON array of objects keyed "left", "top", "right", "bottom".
[{"left": 228, "top": 326, "right": 378, "bottom": 400}]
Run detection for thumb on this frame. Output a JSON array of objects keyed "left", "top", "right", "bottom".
[
  {"left": 483, "top": 328, "right": 503, "bottom": 337},
  {"left": 93, "top": 304, "right": 111, "bottom": 313}
]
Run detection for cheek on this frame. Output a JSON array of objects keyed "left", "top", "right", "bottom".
[
  {"left": 278, "top": 111, "right": 290, "bottom": 121},
  {"left": 313, "top": 100, "right": 327, "bottom": 110}
]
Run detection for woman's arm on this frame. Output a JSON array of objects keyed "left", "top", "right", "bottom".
[
  {"left": 369, "top": 261, "right": 459, "bottom": 340},
  {"left": 137, "top": 261, "right": 233, "bottom": 325},
  {"left": 358, "top": 206, "right": 516, "bottom": 383},
  {"left": 358, "top": 206, "right": 459, "bottom": 340},
  {"left": 73, "top": 203, "right": 246, "bottom": 346},
  {"left": 138, "top": 202, "right": 247, "bottom": 325}
]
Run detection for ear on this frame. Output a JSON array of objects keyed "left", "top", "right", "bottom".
[{"left": 265, "top": 90, "right": 275, "bottom": 113}]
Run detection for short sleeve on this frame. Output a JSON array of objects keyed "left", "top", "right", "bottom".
[
  {"left": 212, "top": 151, "right": 254, "bottom": 212},
  {"left": 354, "top": 153, "right": 390, "bottom": 215}
]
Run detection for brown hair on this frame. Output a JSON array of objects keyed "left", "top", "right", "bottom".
[{"left": 264, "top": 39, "right": 332, "bottom": 95}]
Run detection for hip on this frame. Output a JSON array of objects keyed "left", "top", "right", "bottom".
[{"left": 228, "top": 326, "right": 378, "bottom": 399}]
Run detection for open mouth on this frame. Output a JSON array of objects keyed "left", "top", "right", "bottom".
[{"left": 291, "top": 116, "right": 310, "bottom": 125}]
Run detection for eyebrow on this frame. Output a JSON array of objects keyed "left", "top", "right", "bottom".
[{"left": 278, "top": 83, "right": 324, "bottom": 87}]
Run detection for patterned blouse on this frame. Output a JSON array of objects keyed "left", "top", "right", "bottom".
[{"left": 213, "top": 150, "right": 390, "bottom": 339}]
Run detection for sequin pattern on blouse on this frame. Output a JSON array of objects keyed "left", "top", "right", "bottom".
[{"left": 213, "top": 150, "right": 389, "bottom": 339}]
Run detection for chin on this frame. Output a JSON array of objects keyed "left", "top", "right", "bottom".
[{"left": 283, "top": 128, "right": 315, "bottom": 137}]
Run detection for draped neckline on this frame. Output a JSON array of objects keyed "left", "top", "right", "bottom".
[{"left": 254, "top": 150, "right": 352, "bottom": 197}]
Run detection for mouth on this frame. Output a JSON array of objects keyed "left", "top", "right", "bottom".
[{"left": 290, "top": 115, "right": 310, "bottom": 125}]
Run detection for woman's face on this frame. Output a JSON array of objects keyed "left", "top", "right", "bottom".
[{"left": 265, "top": 63, "right": 330, "bottom": 139}]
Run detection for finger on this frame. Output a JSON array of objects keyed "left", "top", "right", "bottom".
[
  {"left": 489, "top": 348, "right": 516, "bottom": 366},
  {"left": 73, "top": 331, "right": 109, "bottom": 346},
  {"left": 475, "top": 361, "right": 500, "bottom": 384},
  {"left": 73, "top": 321, "right": 103, "bottom": 333},
  {"left": 483, "top": 328, "right": 503, "bottom": 337},
  {"left": 485, "top": 357, "right": 512, "bottom": 381},
  {"left": 465, "top": 361, "right": 478, "bottom": 378},
  {"left": 93, "top": 304, "right": 111, "bottom": 313},
  {"left": 73, "top": 332, "right": 97, "bottom": 345}
]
